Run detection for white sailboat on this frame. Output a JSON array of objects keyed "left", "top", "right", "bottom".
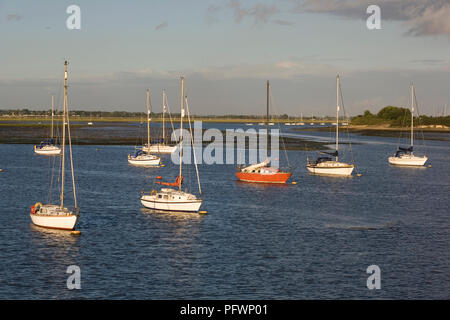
[
  {"left": 128, "top": 89, "right": 161, "bottom": 166},
  {"left": 141, "top": 77, "right": 203, "bottom": 213},
  {"left": 30, "top": 61, "right": 79, "bottom": 230},
  {"left": 307, "top": 75, "right": 355, "bottom": 176},
  {"left": 142, "top": 89, "right": 177, "bottom": 154},
  {"left": 34, "top": 95, "right": 61, "bottom": 155},
  {"left": 388, "top": 84, "right": 428, "bottom": 166}
]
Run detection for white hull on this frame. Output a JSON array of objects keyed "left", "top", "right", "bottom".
[
  {"left": 30, "top": 213, "right": 78, "bottom": 230},
  {"left": 388, "top": 155, "right": 427, "bottom": 166},
  {"left": 141, "top": 196, "right": 202, "bottom": 212},
  {"left": 143, "top": 144, "right": 177, "bottom": 154},
  {"left": 307, "top": 161, "right": 354, "bottom": 176},
  {"left": 34, "top": 145, "right": 61, "bottom": 155},
  {"left": 128, "top": 154, "right": 161, "bottom": 166},
  {"left": 141, "top": 188, "right": 202, "bottom": 212}
]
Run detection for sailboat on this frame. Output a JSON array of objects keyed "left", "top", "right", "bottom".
[
  {"left": 140, "top": 77, "right": 203, "bottom": 212},
  {"left": 30, "top": 61, "right": 79, "bottom": 230},
  {"left": 388, "top": 84, "right": 428, "bottom": 166},
  {"left": 128, "top": 89, "right": 161, "bottom": 166},
  {"left": 307, "top": 75, "right": 354, "bottom": 176},
  {"left": 236, "top": 81, "right": 292, "bottom": 184},
  {"left": 143, "top": 89, "right": 177, "bottom": 154},
  {"left": 34, "top": 95, "right": 61, "bottom": 155}
]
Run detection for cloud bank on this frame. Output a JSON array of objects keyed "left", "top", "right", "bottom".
[
  {"left": 292, "top": 0, "right": 450, "bottom": 39},
  {"left": 208, "top": 0, "right": 450, "bottom": 39}
]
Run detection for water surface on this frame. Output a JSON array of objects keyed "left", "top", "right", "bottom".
[{"left": 0, "top": 126, "right": 448, "bottom": 299}]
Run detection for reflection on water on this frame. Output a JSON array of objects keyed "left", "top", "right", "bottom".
[
  {"left": 141, "top": 208, "right": 204, "bottom": 222},
  {"left": 29, "top": 224, "right": 81, "bottom": 243}
]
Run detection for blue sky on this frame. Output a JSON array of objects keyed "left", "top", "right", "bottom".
[{"left": 0, "top": 0, "right": 449, "bottom": 116}]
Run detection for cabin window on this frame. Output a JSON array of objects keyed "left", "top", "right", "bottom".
[{"left": 163, "top": 195, "right": 168, "bottom": 200}]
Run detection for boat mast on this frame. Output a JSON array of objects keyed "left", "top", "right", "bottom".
[
  {"left": 184, "top": 95, "right": 202, "bottom": 196},
  {"left": 60, "top": 61, "right": 68, "bottom": 209},
  {"left": 266, "top": 80, "right": 269, "bottom": 160},
  {"left": 162, "top": 89, "right": 166, "bottom": 145},
  {"left": 147, "top": 89, "right": 150, "bottom": 150},
  {"left": 179, "top": 77, "right": 184, "bottom": 191},
  {"left": 51, "top": 95, "right": 54, "bottom": 139},
  {"left": 410, "top": 84, "right": 414, "bottom": 149},
  {"left": 66, "top": 70, "right": 77, "bottom": 209},
  {"left": 336, "top": 75, "right": 339, "bottom": 162}
]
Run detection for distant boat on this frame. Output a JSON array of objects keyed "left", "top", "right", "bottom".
[
  {"left": 307, "top": 75, "right": 355, "bottom": 176},
  {"left": 246, "top": 123, "right": 254, "bottom": 126},
  {"left": 141, "top": 77, "right": 203, "bottom": 212},
  {"left": 143, "top": 89, "right": 177, "bottom": 154},
  {"left": 268, "top": 122, "right": 275, "bottom": 126},
  {"left": 128, "top": 89, "right": 161, "bottom": 166},
  {"left": 320, "top": 122, "right": 325, "bottom": 125},
  {"left": 30, "top": 61, "right": 79, "bottom": 230},
  {"left": 388, "top": 84, "right": 428, "bottom": 167},
  {"left": 88, "top": 122, "right": 93, "bottom": 125},
  {"left": 236, "top": 81, "right": 292, "bottom": 184},
  {"left": 34, "top": 95, "right": 61, "bottom": 156},
  {"left": 310, "top": 123, "right": 314, "bottom": 125}
]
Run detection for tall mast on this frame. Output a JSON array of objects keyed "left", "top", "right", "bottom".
[
  {"left": 179, "top": 77, "right": 184, "bottom": 191},
  {"left": 266, "top": 80, "right": 269, "bottom": 160},
  {"left": 336, "top": 75, "right": 339, "bottom": 162},
  {"left": 162, "top": 89, "right": 166, "bottom": 145},
  {"left": 147, "top": 89, "right": 150, "bottom": 150},
  {"left": 51, "top": 95, "right": 54, "bottom": 139},
  {"left": 411, "top": 83, "right": 414, "bottom": 149},
  {"left": 60, "top": 61, "right": 68, "bottom": 209}
]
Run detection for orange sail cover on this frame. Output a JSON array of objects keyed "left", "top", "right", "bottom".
[{"left": 156, "top": 175, "right": 183, "bottom": 187}]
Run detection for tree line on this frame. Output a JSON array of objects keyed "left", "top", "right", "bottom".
[{"left": 352, "top": 106, "right": 450, "bottom": 127}]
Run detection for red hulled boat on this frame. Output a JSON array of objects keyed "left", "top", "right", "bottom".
[
  {"left": 236, "top": 81, "right": 292, "bottom": 184},
  {"left": 236, "top": 159, "right": 292, "bottom": 183}
]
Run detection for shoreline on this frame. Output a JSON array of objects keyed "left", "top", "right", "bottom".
[
  {"left": 0, "top": 117, "right": 333, "bottom": 124},
  {"left": 295, "top": 124, "right": 450, "bottom": 133},
  {"left": 294, "top": 125, "right": 450, "bottom": 141}
]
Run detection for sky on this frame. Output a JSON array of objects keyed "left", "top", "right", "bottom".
[{"left": 0, "top": 0, "right": 449, "bottom": 117}]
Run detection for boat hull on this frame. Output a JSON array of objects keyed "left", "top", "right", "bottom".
[
  {"left": 307, "top": 162, "right": 354, "bottom": 176},
  {"left": 236, "top": 171, "right": 292, "bottom": 183},
  {"left": 141, "top": 196, "right": 202, "bottom": 212},
  {"left": 128, "top": 155, "right": 161, "bottom": 166},
  {"left": 34, "top": 145, "right": 61, "bottom": 155},
  {"left": 30, "top": 213, "right": 78, "bottom": 230},
  {"left": 388, "top": 155, "right": 427, "bottom": 166}
]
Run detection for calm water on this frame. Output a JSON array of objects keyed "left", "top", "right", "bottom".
[{"left": 0, "top": 124, "right": 449, "bottom": 299}]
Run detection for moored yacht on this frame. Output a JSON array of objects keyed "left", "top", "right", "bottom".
[
  {"left": 388, "top": 84, "right": 428, "bottom": 167},
  {"left": 307, "top": 75, "right": 355, "bottom": 176}
]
